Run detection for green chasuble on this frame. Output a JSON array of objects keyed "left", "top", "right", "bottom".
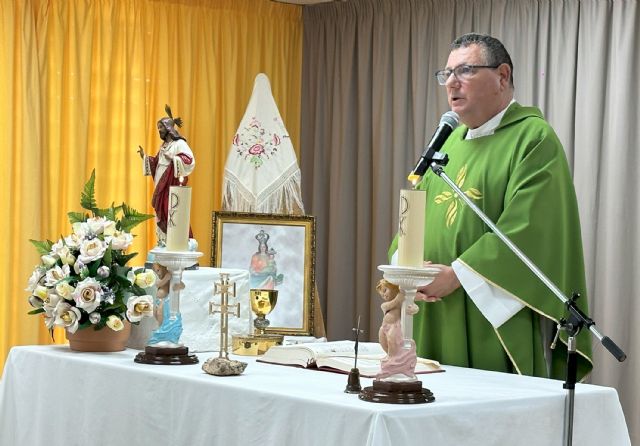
[{"left": 389, "top": 103, "right": 593, "bottom": 381}]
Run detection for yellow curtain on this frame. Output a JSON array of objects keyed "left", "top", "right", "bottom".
[{"left": 0, "top": 0, "right": 302, "bottom": 374}]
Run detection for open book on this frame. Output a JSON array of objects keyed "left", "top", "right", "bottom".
[{"left": 257, "top": 340, "right": 442, "bottom": 378}]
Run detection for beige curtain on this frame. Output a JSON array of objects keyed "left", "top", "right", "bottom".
[
  {"left": 301, "top": 0, "right": 638, "bottom": 442},
  {"left": 0, "top": 0, "right": 302, "bottom": 374}
]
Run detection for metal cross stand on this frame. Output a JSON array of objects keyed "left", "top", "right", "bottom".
[
  {"left": 210, "top": 273, "right": 240, "bottom": 359},
  {"left": 423, "top": 150, "right": 626, "bottom": 446},
  {"left": 345, "top": 315, "right": 364, "bottom": 393}
]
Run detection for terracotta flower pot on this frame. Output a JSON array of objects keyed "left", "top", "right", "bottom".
[{"left": 66, "top": 322, "right": 131, "bottom": 352}]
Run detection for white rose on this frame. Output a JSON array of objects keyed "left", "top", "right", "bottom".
[
  {"left": 25, "top": 268, "right": 44, "bottom": 292},
  {"left": 89, "top": 312, "right": 101, "bottom": 324},
  {"left": 34, "top": 285, "right": 48, "bottom": 300},
  {"left": 55, "top": 282, "right": 75, "bottom": 300},
  {"left": 73, "top": 260, "right": 85, "bottom": 275},
  {"left": 42, "top": 293, "right": 60, "bottom": 329},
  {"left": 54, "top": 302, "right": 82, "bottom": 333},
  {"left": 44, "top": 264, "right": 71, "bottom": 287},
  {"left": 126, "top": 295, "right": 154, "bottom": 322},
  {"left": 86, "top": 216, "right": 107, "bottom": 235},
  {"left": 43, "top": 293, "right": 63, "bottom": 318},
  {"left": 97, "top": 266, "right": 110, "bottom": 278},
  {"left": 44, "top": 312, "right": 56, "bottom": 330},
  {"left": 28, "top": 295, "right": 44, "bottom": 308},
  {"left": 103, "top": 220, "right": 117, "bottom": 236},
  {"left": 106, "top": 315, "right": 124, "bottom": 331},
  {"left": 134, "top": 271, "right": 156, "bottom": 288},
  {"left": 127, "top": 270, "right": 136, "bottom": 285},
  {"left": 78, "top": 238, "right": 107, "bottom": 264},
  {"left": 41, "top": 255, "right": 58, "bottom": 268},
  {"left": 72, "top": 222, "right": 90, "bottom": 238},
  {"left": 53, "top": 245, "right": 76, "bottom": 265},
  {"left": 51, "top": 239, "right": 64, "bottom": 251},
  {"left": 64, "top": 233, "right": 83, "bottom": 249},
  {"left": 107, "top": 231, "right": 133, "bottom": 250},
  {"left": 72, "top": 277, "right": 103, "bottom": 313}
]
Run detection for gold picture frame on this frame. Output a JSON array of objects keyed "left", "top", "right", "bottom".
[{"left": 211, "top": 211, "right": 315, "bottom": 336}]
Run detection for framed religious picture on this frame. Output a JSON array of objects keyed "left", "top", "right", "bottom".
[{"left": 211, "top": 211, "right": 315, "bottom": 336}]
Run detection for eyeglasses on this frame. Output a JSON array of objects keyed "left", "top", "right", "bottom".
[{"left": 434, "top": 64, "right": 500, "bottom": 85}]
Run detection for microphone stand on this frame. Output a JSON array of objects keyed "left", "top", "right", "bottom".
[{"left": 424, "top": 152, "right": 626, "bottom": 446}]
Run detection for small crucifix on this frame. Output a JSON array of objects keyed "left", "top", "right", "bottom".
[
  {"left": 352, "top": 315, "right": 365, "bottom": 369},
  {"left": 209, "top": 273, "right": 240, "bottom": 359},
  {"left": 345, "top": 315, "right": 365, "bottom": 394}
]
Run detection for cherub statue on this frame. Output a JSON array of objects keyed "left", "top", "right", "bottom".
[
  {"left": 148, "top": 262, "right": 185, "bottom": 346},
  {"left": 375, "top": 278, "right": 418, "bottom": 381},
  {"left": 152, "top": 263, "right": 170, "bottom": 323}
]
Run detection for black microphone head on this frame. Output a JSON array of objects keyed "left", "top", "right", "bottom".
[{"left": 440, "top": 111, "right": 459, "bottom": 129}]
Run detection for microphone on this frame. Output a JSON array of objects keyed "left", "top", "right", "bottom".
[{"left": 407, "top": 111, "right": 459, "bottom": 184}]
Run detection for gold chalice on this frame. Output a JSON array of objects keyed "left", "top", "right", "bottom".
[
  {"left": 232, "top": 288, "right": 283, "bottom": 356},
  {"left": 251, "top": 289, "right": 278, "bottom": 335}
]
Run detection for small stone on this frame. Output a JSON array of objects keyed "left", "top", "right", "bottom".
[{"left": 202, "top": 357, "right": 247, "bottom": 376}]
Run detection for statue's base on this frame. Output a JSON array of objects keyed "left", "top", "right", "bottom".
[
  {"left": 359, "top": 380, "right": 435, "bottom": 404},
  {"left": 134, "top": 345, "right": 199, "bottom": 365},
  {"left": 232, "top": 334, "right": 284, "bottom": 356}
]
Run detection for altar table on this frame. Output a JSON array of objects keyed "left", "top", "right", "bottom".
[{"left": 0, "top": 346, "right": 630, "bottom": 446}]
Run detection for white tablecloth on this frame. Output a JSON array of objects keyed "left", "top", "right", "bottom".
[{"left": 0, "top": 346, "right": 630, "bottom": 446}]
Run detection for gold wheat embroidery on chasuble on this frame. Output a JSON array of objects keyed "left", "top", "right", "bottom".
[{"left": 434, "top": 164, "right": 483, "bottom": 227}]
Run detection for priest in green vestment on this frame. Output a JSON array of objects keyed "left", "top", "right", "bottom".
[{"left": 389, "top": 33, "right": 592, "bottom": 381}]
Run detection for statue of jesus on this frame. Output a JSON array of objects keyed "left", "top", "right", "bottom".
[{"left": 138, "top": 105, "right": 195, "bottom": 246}]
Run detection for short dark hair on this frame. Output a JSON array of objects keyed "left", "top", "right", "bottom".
[{"left": 452, "top": 33, "right": 514, "bottom": 87}]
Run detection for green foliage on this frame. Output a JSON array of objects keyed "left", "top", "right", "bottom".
[
  {"left": 80, "top": 169, "right": 98, "bottom": 212},
  {"left": 119, "top": 203, "right": 154, "bottom": 232},
  {"left": 68, "top": 171, "right": 152, "bottom": 230},
  {"left": 88, "top": 260, "right": 103, "bottom": 277},
  {"left": 103, "top": 244, "right": 113, "bottom": 266},
  {"left": 113, "top": 251, "right": 138, "bottom": 267},
  {"left": 95, "top": 203, "right": 122, "bottom": 222},
  {"left": 130, "top": 284, "right": 147, "bottom": 296},
  {"left": 29, "top": 239, "right": 53, "bottom": 256},
  {"left": 67, "top": 212, "right": 87, "bottom": 224}
]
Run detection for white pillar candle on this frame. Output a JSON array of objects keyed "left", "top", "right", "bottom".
[
  {"left": 166, "top": 185, "right": 192, "bottom": 251},
  {"left": 397, "top": 189, "right": 425, "bottom": 267}
]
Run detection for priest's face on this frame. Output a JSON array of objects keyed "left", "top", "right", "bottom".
[{"left": 444, "top": 44, "right": 511, "bottom": 129}]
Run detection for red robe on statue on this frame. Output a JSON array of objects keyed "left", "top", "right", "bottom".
[{"left": 147, "top": 148, "right": 194, "bottom": 238}]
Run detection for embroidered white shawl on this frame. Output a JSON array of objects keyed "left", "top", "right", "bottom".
[{"left": 222, "top": 73, "right": 304, "bottom": 214}]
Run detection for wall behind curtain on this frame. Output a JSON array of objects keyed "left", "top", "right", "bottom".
[
  {"left": 0, "top": 0, "right": 302, "bottom": 374},
  {"left": 301, "top": 0, "right": 638, "bottom": 443}
]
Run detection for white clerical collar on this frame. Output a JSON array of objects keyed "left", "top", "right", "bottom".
[{"left": 466, "top": 99, "right": 516, "bottom": 140}]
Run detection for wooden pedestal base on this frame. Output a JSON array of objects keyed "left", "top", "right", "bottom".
[
  {"left": 359, "top": 380, "right": 435, "bottom": 404},
  {"left": 134, "top": 345, "right": 199, "bottom": 365}
]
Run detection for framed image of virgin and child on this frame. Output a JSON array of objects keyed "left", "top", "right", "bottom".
[{"left": 211, "top": 211, "right": 315, "bottom": 336}]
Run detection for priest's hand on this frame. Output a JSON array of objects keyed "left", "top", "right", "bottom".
[
  {"left": 416, "top": 264, "right": 461, "bottom": 303},
  {"left": 137, "top": 145, "right": 145, "bottom": 159}
]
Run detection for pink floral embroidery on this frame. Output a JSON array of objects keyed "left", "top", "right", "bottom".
[
  {"left": 233, "top": 117, "right": 287, "bottom": 168},
  {"left": 249, "top": 144, "right": 265, "bottom": 155}
]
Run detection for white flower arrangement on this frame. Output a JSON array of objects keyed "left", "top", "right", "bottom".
[{"left": 26, "top": 170, "right": 156, "bottom": 334}]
